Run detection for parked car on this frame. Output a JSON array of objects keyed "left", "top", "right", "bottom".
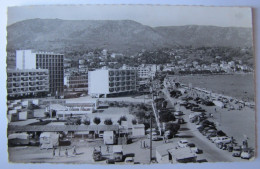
[
  {"left": 174, "top": 111, "right": 184, "bottom": 116},
  {"left": 210, "top": 136, "right": 227, "bottom": 143},
  {"left": 187, "top": 143, "right": 200, "bottom": 154},
  {"left": 214, "top": 137, "right": 232, "bottom": 144},
  {"left": 202, "top": 129, "right": 216, "bottom": 136},
  {"left": 177, "top": 118, "right": 185, "bottom": 124},
  {"left": 191, "top": 107, "right": 206, "bottom": 112},
  {"left": 147, "top": 134, "right": 163, "bottom": 141},
  {"left": 177, "top": 139, "right": 189, "bottom": 148},
  {"left": 232, "top": 146, "right": 242, "bottom": 157},
  {"left": 125, "top": 157, "right": 135, "bottom": 164},
  {"left": 241, "top": 148, "right": 253, "bottom": 160}
]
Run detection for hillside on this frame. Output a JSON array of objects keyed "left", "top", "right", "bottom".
[{"left": 7, "top": 19, "right": 253, "bottom": 54}]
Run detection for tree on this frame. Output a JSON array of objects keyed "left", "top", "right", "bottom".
[
  {"left": 117, "top": 116, "right": 127, "bottom": 125},
  {"left": 165, "top": 123, "right": 180, "bottom": 137},
  {"left": 104, "top": 118, "right": 113, "bottom": 125},
  {"left": 83, "top": 119, "right": 90, "bottom": 125},
  {"left": 159, "top": 111, "right": 175, "bottom": 122},
  {"left": 132, "top": 119, "right": 137, "bottom": 125},
  {"left": 93, "top": 117, "right": 101, "bottom": 125},
  {"left": 75, "top": 118, "right": 81, "bottom": 125}
]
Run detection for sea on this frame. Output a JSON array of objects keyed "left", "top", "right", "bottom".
[{"left": 175, "top": 73, "right": 255, "bottom": 102}]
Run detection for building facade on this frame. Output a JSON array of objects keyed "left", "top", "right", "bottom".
[
  {"left": 7, "top": 69, "right": 49, "bottom": 98},
  {"left": 88, "top": 69, "right": 137, "bottom": 97},
  {"left": 64, "top": 72, "right": 88, "bottom": 89},
  {"left": 16, "top": 50, "right": 64, "bottom": 96}
]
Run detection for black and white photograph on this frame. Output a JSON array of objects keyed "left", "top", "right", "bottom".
[{"left": 5, "top": 4, "right": 256, "bottom": 164}]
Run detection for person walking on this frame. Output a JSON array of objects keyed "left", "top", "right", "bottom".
[
  {"left": 52, "top": 148, "right": 56, "bottom": 158},
  {"left": 73, "top": 146, "right": 77, "bottom": 155},
  {"left": 106, "top": 145, "right": 110, "bottom": 153},
  {"left": 58, "top": 147, "right": 61, "bottom": 157},
  {"left": 65, "top": 149, "right": 68, "bottom": 157}
]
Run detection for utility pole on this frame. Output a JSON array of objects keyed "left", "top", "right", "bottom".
[{"left": 150, "top": 112, "right": 152, "bottom": 163}]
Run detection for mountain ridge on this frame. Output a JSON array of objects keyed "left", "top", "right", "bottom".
[{"left": 7, "top": 19, "right": 253, "bottom": 54}]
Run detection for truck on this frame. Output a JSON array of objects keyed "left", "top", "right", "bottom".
[
  {"left": 112, "top": 145, "right": 124, "bottom": 162},
  {"left": 92, "top": 149, "right": 102, "bottom": 161}
]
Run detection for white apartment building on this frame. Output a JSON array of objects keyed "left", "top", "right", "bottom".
[
  {"left": 7, "top": 69, "right": 49, "bottom": 98},
  {"left": 88, "top": 69, "right": 137, "bottom": 97}
]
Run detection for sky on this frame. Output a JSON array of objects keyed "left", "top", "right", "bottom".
[{"left": 8, "top": 5, "right": 252, "bottom": 27}]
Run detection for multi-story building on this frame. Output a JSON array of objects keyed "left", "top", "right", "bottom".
[
  {"left": 16, "top": 50, "right": 64, "bottom": 96},
  {"left": 7, "top": 69, "right": 49, "bottom": 98},
  {"left": 64, "top": 72, "right": 88, "bottom": 89},
  {"left": 88, "top": 69, "right": 137, "bottom": 97}
]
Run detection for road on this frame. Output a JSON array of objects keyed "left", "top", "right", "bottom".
[{"left": 162, "top": 87, "right": 245, "bottom": 162}]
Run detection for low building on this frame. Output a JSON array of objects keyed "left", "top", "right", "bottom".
[
  {"left": 64, "top": 72, "right": 88, "bottom": 89},
  {"left": 132, "top": 124, "right": 145, "bottom": 136},
  {"left": 39, "top": 132, "right": 60, "bottom": 149},
  {"left": 7, "top": 69, "right": 49, "bottom": 98},
  {"left": 103, "top": 131, "right": 116, "bottom": 145},
  {"left": 156, "top": 145, "right": 197, "bottom": 164}
]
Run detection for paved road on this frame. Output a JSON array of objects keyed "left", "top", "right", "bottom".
[{"left": 162, "top": 87, "right": 244, "bottom": 162}]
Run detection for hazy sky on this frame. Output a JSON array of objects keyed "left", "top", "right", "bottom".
[{"left": 8, "top": 5, "right": 252, "bottom": 27}]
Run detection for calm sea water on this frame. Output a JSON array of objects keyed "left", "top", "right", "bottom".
[{"left": 176, "top": 73, "right": 255, "bottom": 101}]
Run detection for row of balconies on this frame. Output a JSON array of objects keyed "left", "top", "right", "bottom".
[
  {"left": 9, "top": 87, "right": 48, "bottom": 93},
  {"left": 109, "top": 86, "right": 135, "bottom": 92},
  {"left": 109, "top": 81, "right": 135, "bottom": 87},
  {"left": 8, "top": 82, "right": 48, "bottom": 88},
  {"left": 109, "top": 77, "right": 135, "bottom": 81},
  {"left": 109, "top": 71, "right": 136, "bottom": 76}
]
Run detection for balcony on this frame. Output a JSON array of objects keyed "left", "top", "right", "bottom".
[
  {"left": 13, "top": 78, "right": 21, "bottom": 82},
  {"left": 29, "top": 82, "right": 36, "bottom": 86},
  {"left": 109, "top": 83, "right": 114, "bottom": 87},
  {"left": 29, "top": 87, "right": 36, "bottom": 91},
  {"left": 29, "top": 77, "right": 36, "bottom": 81},
  {"left": 109, "top": 88, "right": 114, "bottom": 92},
  {"left": 109, "top": 77, "right": 114, "bottom": 81},
  {"left": 109, "top": 71, "right": 114, "bottom": 76}
]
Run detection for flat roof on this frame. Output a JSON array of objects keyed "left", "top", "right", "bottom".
[{"left": 8, "top": 124, "right": 119, "bottom": 132}]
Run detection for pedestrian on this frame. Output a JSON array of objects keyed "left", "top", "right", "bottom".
[
  {"left": 73, "top": 146, "right": 77, "bottom": 155},
  {"left": 143, "top": 141, "right": 146, "bottom": 148},
  {"left": 65, "top": 149, "right": 68, "bottom": 157},
  {"left": 99, "top": 146, "right": 102, "bottom": 152},
  {"left": 52, "top": 148, "right": 56, "bottom": 158},
  {"left": 58, "top": 147, "right": 61, "bottom": 157}
]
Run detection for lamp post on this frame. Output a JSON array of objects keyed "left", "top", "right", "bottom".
[{"left": 150, "top": 112, "right": 152, "bottom": 163}]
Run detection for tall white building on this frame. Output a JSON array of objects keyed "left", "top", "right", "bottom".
[
  {"left": 88, "top": 69, "right": 137, "bottom": 97},
  {"left": 16, "top": 50, "right": 64, "bottom": 95}
]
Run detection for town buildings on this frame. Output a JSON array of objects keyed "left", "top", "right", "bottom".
[
  {"left": 16, "top": 50, "right": 64, "bottom": 96},
  {"left": 88, "top": 69, "right": 137, "bottom": 97}
]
